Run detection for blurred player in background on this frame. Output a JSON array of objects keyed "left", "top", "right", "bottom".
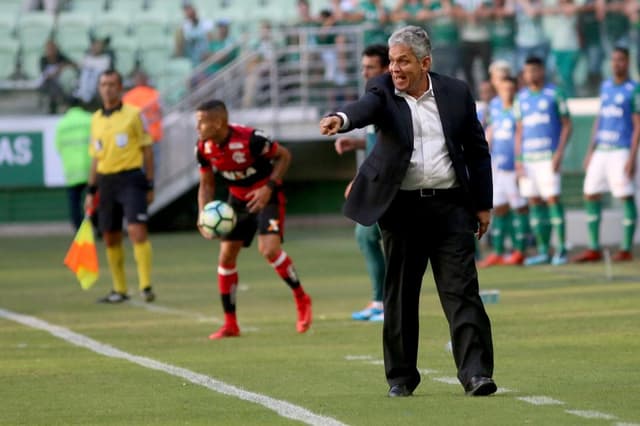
[
  {"left": 572, "top": 47, "right": 639, "bottom": 263},
  {"left": 515, "top": 56, "right": 572, "bottom": 266},
  {"left": 195, "top": 99, "right": 312, "bottom": 339},
  {"left": 334, "top": 44, "right": 389, "bottom": 322},
  {"left": 85, "top": 70, "right": 156, "bottom": 304},
  {"left": 479, "top": 76, "right": 529, "bottom": 267}
]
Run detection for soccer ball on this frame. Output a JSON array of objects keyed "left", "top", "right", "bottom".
[{"left": 199, "top": 201, "right": 237, "bottom": 237}]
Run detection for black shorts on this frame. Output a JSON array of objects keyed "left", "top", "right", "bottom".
[
  {"left": 97, "top": 169, "right": 148, "bottom": 232},
  {"left": 223, "top": 188, "right": 286, "bottom": 247}
]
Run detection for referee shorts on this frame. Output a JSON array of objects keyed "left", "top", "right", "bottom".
[
  {"left": 97, "top": 169, "right": 148, "bottom": 232},
  {"left": 223, "top": 187, "right": 286, "bottom": 247}
]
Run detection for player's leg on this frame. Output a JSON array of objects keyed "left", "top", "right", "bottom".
[
  {"left": 122, "top": 170, "right": 154, "bottom": 301},
  {"left": 573, "top": 150, "right": 607, "bottom": 262},
  {"left": 209, "top": 240, "right": 244, "bottom": 340},
  {"left": 479, "top": 169, "right": 508, "bottom": 268},
  {"left": 478, "top": 203, "right": 509, "bottom": 268},
  {"left": 608, "top": 149, "right": 637, "bottom": 261},
  {"left": 505, "top": 170, "right": 529, "bottom": 265},
  {"left": 520, "top": 162, "right": 551, "bottom": 265},
  {"left": 352, "top": 223, "right": 385, "bottom": 320},
  {"left": 257, "top": 194, "right": 311, "bottom": 333},
  {"left": 537, "top": 160, "right": 566, "bottom": 264}
]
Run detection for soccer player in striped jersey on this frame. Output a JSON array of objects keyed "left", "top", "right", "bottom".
[
  {"left": 572, "top": 47, "right": 639, "bottom": 262},
  {"left": 195, "top": 99, "right": 312, "bottom": 339}
]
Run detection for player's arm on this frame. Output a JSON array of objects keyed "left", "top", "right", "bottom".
[
  {"left": 627, "top": 104, "right": 640, "bottom": 177},
  {"left": 197, "top": 168, "right": 216, "bottom": 239},
  {"left": 583, "top": 116, "right": 600, "bottom": 170},
  {"left": 514, "top": 99, "right": 524, "bottom": 177},
  {"left": 84, "top": 157, "right": 98, "bottom": 214},
  {"left": 553, "top": 93, "right": 572, "bottom": 172},
  {"left": 246, "top": 144, "right": 291, "bottom": 213},
  {"left": 335, "top": 137, "right": 366, "bottom": 154}
]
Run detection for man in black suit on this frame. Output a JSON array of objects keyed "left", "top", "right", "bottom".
[{"left": 320, "top": 26, "right": 496, "bottom": 397}]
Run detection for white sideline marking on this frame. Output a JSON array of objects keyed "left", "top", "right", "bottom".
[
  {"left": 419, "top": 368, "right": 439, "bottom": 376},
  {"left": 517, "top": 396, "right": 565, "bottom": 406},
  {"left": 366, "top": 360, "right": 384, "bottom": 366},
  {"left": 0, "top": 308, "right": 346, "bottom": 426},
  {"left": 344, "top": 355, "right": 373, "bottom": 361},
  {"left": 565, "top": 410, "right": 617, "bottom": 420},
  {"left": 496, "top": 387, "right": 513, "bottom": 394},
  {"left": 433, "top": 377, "right": 459, "bottom": 385},
  {"left": 615, "top": 422, "right": 640, "bottom": 426},
  {"left": 128, "top": 300, "right": 222, "bottom": 323}
]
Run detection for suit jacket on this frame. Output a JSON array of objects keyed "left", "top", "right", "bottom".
[{"left": 339, "top": 72, "right": 493, "bottom": 226}]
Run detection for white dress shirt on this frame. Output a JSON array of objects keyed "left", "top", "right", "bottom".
[
  {"left": 396, "top": 74, "right": 457, "bottom": 190},
  {"left": 337, "top": 74, "right": 457, "bottom": 190}
]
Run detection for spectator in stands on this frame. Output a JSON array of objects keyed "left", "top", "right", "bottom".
[
  {"left": 628, "top": 1, "right": 640, "bottom": 77},
  {"left": 424, "top": 0, "right": 462, "bottom": 79},
  {"left": 547, "top": 0, "right": 580, "bottom": 97},
  {"left": 490, "top": 0, "right": 516, "bottom": 72},
  {"left": 23, "top": 0, "right": 64, "bottom": 13},
  {"left": 578, "top": 0, "right": 604, "bottom": 96},
  {"left": 174, "top": 1, "right": 213, "bottom": 67},
  {"left": 55, "top": 96, "right": 92, "bottom": 231},
  {"left": 317, "top": 8, "right": 348, "bottom": 86},
  {"left": 351, "top": 0, "right": 390, "bottom": 46},
  {"left": 206, "top": 19, "right": 239, "bottom": 75},
  {"left": 39, "top": 39, "right": 75, "bottom": 114},
  {"left": 457, "top": 0, "right": 493, "bottom": 97},
  {"left": 123, "top": 71, "right": 163, "bottom": 174},
  {"left": 599, "top": 0, "right": 631, "bottom": 56},
  {"left": 73, "top": 36, "right": 114, "bottom": 109},
  {"left": 514, "top": 0, "right": 548, "bottom": 72},
  {"left": 390, "top": 0, "right": 429, "bottom": 27},
  {"left": 242, "top": 21, "right": 277, "bottom": 108}
]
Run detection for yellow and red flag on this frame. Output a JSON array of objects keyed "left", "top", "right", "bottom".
[{"left": 64, "top": 217, "right": 99, "bottom": 289}]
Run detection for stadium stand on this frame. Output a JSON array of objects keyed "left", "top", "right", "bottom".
[{"left": 0, "top": 40, "right": 19, "bottom": 80}]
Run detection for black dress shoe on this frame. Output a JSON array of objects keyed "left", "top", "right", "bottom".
[
  {"left": 465, "top": 376, "right": 497, "bottom": 396},
  {"left": 388, "top": 384, "right": 413, "bottom": 397}
]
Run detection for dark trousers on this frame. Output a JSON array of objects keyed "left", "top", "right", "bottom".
[
  {"left": 377, "top": 189, "right": 494, "bottom": 390},
  {"left": 67, "top": 183, "right": 87, "bottom": 231},
  {"left": 461, "top": 40, "right": 491, "bottom": 97}
]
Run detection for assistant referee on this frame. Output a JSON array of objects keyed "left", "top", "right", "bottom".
[{"left": 85, "top": 69, "right": 156, "bottom": 304}]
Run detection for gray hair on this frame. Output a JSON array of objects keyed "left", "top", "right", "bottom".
[{"left": 388, "top": 26, "right": 431, "bottom": 60}]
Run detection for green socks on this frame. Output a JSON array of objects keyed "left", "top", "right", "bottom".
[
  {"left": 491, "top": 213, "right": 508, "bottom": 255},
  {"left": 529, "top": 204, "right": 551, "bottom": 256},
  {"left": 549, "top": 202, "right": 566, "bottom": 255},
  {"left": 622, "top": 198, "right": 637, "bottom": 251},
  {"left": 585, "top": 199, "right": 601, "bottom": 250}
]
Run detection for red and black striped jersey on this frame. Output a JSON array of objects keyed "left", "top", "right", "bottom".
[{"left": 196, "top": 124, "right": 278, "bottom": 200}]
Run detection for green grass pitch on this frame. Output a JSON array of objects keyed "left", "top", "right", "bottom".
[{"left": 1, "top": 226, "right": 639, "bottom": 425}]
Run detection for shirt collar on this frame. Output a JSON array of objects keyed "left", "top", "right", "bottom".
[
  {"left": 395, "top": 73, "right": 435, "bottom": 100},
  {"left": 100, "top": 102, "right": 123, "bottom": 116}
]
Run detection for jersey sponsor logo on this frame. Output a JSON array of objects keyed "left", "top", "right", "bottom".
[
  {"left": 538, "top": 99, "right": 549, "bottom": 110},
  {"left": 204, "top": 141, "right": 213, "bottom": 154},
  {"left": 600, "top": 104, "right": 624, "bottom": 118},
  {"left": 229, "top": 142, "right": 244, "bottom": 149},
  {"left": 614, "top": 93, "right": 625, "bottom": 104},
  {"left": 232, "top": 151, "right": 247, "bottom": 164},
  {"left": 116, "top": 133, "right": 128, "bottom": 148},
  {"left": 494, "top": 127, "right": 514, "bottom": 140},
  {"left": 221, "top": 166, "right": 257, "bottom": 181},
  {"left": 522, "top": 112, "right": 551, "bottom": 127},
  {"left": 523, "top": 137, "right": 552, "bottom": 150},
  {"left": 596, "top": 130, "right": 620, "bottom": 142}
]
